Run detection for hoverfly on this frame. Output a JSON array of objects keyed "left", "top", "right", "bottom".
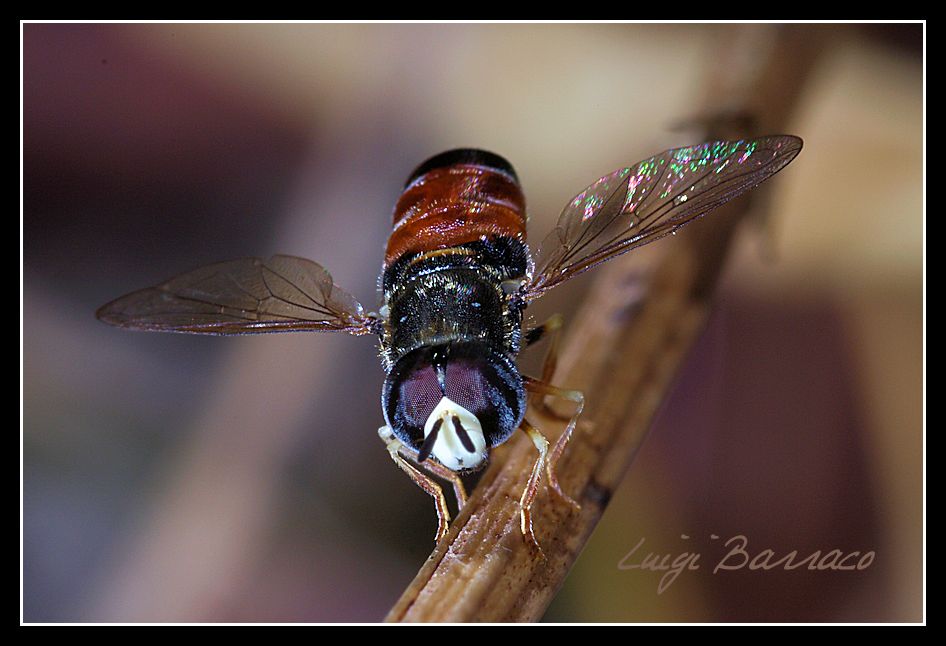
[{"left": 97, "top": 136, "right": 802, "bottom": 549}]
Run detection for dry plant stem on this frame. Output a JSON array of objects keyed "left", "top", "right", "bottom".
[{"left": 386, "top": 24, "right": 823, "bottom": 623}]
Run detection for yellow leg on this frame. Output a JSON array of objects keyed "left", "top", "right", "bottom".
[
  {"left": 378, "top": 426, "right": 463, "bottom": 542},
  {"left": 522, "top": 377, "right": 584, "bottom": 512},
  {"left": 378, "top": 426, "right": 467, "bottom": 509},
  {"left": 415, "top": 457, "right": 468, "bottom": 511},
  {"left": 519, "top": 418, "right": 550, "bottom": 557}
]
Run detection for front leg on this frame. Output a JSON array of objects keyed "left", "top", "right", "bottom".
[
  {"left": 378, "top": 426, "right": 468, "bottom": 542},
  {"left": 378, "top": 425, "right": 468, "bottom": 508}
]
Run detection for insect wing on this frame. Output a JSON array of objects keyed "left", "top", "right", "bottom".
[
  {"left": 96, "top": 255, "right": 377, "bottom": 335},
  {"left": 525, "top": 135, "right": 802, "bottom": 300}
]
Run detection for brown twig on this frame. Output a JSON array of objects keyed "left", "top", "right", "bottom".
[{"left": 386, "top": 24, "right": 825, "bottom": 623}]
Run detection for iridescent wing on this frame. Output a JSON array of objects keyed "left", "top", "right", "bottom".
[
  {"left": 524, "top": 135, "right": 802, "bottom": 301},
  {"left": 97, "top": 255, "right": 378, "bottom": 336}
]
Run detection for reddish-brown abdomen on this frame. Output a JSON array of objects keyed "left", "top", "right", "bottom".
[{"left": 385, "top": 164, "right": 527, "bottom": 268}]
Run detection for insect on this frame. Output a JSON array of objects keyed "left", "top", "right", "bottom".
[{"left": 97, "top": 135, "right": 802, "bottom": 550}]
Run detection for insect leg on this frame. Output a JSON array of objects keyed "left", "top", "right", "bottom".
[
  {"left": 524, "top": 314, "right": 568, "bottom": 419},
  {"left": 518, "top": 418, "right": 549, "bottom": 557},
  {"left": 522, "top": 377, "right": 584, "bottom": 512},
  {"left": 378, "top": 426, "right": 453, "bottom": 542},
  {"left": 377, "top": 425, "right": 468, "bottom": 509}
]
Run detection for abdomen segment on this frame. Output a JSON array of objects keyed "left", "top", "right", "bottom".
[{"left": 385, "top": 149, "right": 527, "bottom": 269}]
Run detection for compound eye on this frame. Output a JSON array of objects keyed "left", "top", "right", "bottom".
[
  {"left": 398, "top": 365, "right": 443, "bottom": 432},
  {"left": 443, "top": 359, "right": 491, "bottom": 416},
  {"left": 396, "top": 357, "right": 492, "bottom": 434}
]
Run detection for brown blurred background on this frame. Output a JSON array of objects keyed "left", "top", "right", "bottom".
[{"left": 22, "top": 22, "right": 923, "bottom": 622}]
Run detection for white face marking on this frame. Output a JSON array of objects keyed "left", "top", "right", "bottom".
[{"left": 423, "top": 396, "right": 487, "bottom": 471}]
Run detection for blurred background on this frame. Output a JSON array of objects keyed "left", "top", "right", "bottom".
[{"left": 22, "top": 22, "right": 923, "bottom": 623}]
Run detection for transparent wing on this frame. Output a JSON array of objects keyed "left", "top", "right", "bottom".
[
  {"left": 96, "top": 255, "right": 378, "bottom": 336},
  {"left": 525, "top": 135, "right": 802, "bottom": 301}
]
